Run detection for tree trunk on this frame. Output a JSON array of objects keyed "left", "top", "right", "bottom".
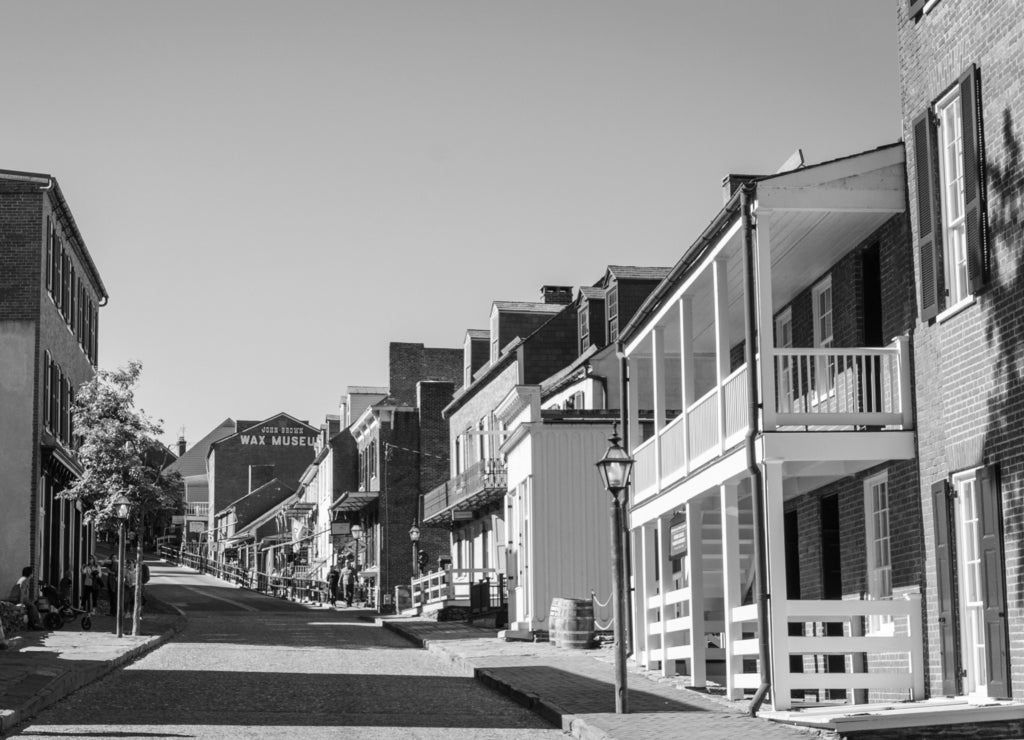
[{"left": 131, "top": 519, "right": 144, "bottom": 635}]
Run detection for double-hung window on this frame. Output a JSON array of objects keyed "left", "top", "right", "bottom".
[
  {"left": 812, "top": 277, "right": 834, "bottom": 399},
  {"left": 606, "top": 286, "right": 619, "bottom": 343},
  {"left": 915, "top": 64, "right": 988, "bottom": 321},
  {"left": 578, "top": 303, "right": 590, "bottom": 353},
  {"left": 864, "top": 473, "right": 894, "bottom": 634}
]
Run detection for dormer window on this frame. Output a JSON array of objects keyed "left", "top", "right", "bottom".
[
  {"left": 607, "top": 286, "right": 619, "bottom": 343},
  {"left": 578, "top": 303, "right": 590, "bottom": 354}
]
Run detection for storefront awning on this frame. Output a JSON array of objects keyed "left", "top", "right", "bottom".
[{"left": 331, "top": 490, "right": 380, "bottom": 512}]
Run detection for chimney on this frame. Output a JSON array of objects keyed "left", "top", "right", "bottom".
[
  {"left": 177, "top": 430, "right": 187, "bottom": 457},
  {"left": 540, "top": 285, "right": 573, "bottom": 305}
]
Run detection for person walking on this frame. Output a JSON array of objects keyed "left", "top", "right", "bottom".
[
  {"left": 341, "top": 558, "right": 355, "bottom": 607},
  {"left": 81, "top": 556, "right": 101, "bottom": 611},
  {"left": 327, "top": 566, "right": 340, "bottom": 607}
]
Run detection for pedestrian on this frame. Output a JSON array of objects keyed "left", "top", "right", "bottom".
[
  {"left": 327, "top": 566, "right": 340, "bottom": 607},
  {"left": 104, "top": 557, "right": 118, "bottom": 616},
  {"left": 0, "top": 619, "right": 7, "bottom": 649},
  {"left": 341, "top": 558, "right": 355, "bottom": 606},
  {"left": 8, "top": 566, "right": 45, "bottom": 630},
  {"left": 81, "top": 556, "right": 101, "bottom": 611},
  {"left": 124, "top": 559, "right": 138, "bottom": 614}
]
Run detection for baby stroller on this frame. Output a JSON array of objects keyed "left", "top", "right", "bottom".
[{"left": 37, "top": 582, "right": 92, "bottom": 631}]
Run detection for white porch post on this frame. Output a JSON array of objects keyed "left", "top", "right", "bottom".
[
  {"left": 720, "top": 482, "right": 742, "bottom": 699},
  {"left": 656, "top": 513, "right": 675, "bottom": 677},
  {"left": 678, "top": 297, "right": 694, "bottom": 475},
  {"left": 762, "top": 460, "right": 790, "bottom": 709},
  {"left": 754, "top": 213, "right": 777, "bottom": 431},
  {"left": 652, "top": 326, "right": 667, "bottom": 489},
  {"left": 713, "top": 257, "right": 730, "bottom": 454},
  {"left": 685, "top": 499, "right": 706, "bottom": 687},
  {"left": 631, "top": 526, "right": 648, "bottom": 664},
  {"left": 640, "top": 521, "right": 658, "bottom": 670}
]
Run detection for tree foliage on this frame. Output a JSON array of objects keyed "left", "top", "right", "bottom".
[{"left": 61, "top": 361, "right": 182, "bottom": 635}]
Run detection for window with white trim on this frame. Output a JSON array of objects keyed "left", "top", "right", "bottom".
[
  {"left": 937, "top": 87, "right": 970, "bottom": 307},
  {"left": 864, "top": 472, "right": 894, "bottom": 634},
  {"left": 812, "top": 277, "right": 834, "bottom": 397},
  {"left": 606, "top": 285, "right": 619, "bottom": 343},
  {"left": 775, "top": 308, "right": 794, "bottom": 412}
]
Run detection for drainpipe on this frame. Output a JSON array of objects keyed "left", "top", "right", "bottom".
[
  {"left": 741, "top": 182, "right": 772, "bottom": 715},
  {"left": 617, "top": 344, "right": 633, "bottom": 656}
]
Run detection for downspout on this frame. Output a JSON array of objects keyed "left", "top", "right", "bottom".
[
  {"left": 741, "top": 182, "right": 772, "bottom": 715},
  {"left": 616, "top": 344, "right": 633, "bottom": 656}
]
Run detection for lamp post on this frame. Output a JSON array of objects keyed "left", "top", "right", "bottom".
[
  {"left": 112, "top": 494, "right": 133, "bottom": 639},
  {"left": 596, "top": 424, "right": 634, "bottom": 714},
  {"left": 409, "top": 520, "right": 421, "bottom": 576},
  {"left": 409, "top": 520, "right": 421, "bottom": 611}
]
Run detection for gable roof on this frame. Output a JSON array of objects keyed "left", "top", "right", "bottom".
[
  {"left": 579, "top": 286, "right": 606, "bottom": 301},
  {"left": 219, "top": 478, "right": 296, "bottom": 529},
  {"left": 164, "top": 418, "right": 236, "bottom": 477},
  {"left": 209, "top": 413, "right": 319, "bottom": 456},
  {"left": 606, "top": 265, "right": 672, "bottom": 282},
  {"left": 492, "top": 301, "right": 565, "bottom": 314}
]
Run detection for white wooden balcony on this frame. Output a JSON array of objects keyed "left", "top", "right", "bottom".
[
  {"left": 410, "top": 567, "right": 504, "bottom": 611},
  {"left": 633, "top": 339, "right": 911, "bottom": 502}
]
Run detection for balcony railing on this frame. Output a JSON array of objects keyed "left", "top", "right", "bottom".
[
  {"left": 185, "top": 502, "right": 210, "bottom": 518},
  {"left": 422, "top": 458, "right": 507, "bottom": 523},
  {"left": 410, "top": 567, "right": 505, "bottom": 611},
  {"left": 632, "top": 340, "right": 911, "bottom": 499}
]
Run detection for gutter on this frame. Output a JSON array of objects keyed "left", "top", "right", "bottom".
[{"left": 740, "top": 182, "right": 772, "bottom": 716}]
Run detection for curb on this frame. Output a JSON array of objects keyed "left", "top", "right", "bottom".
[
  {"left": 0, "top": 602, "right": 186, "bottom": 737},
  {"left": 380, "top": 620, "right": 594, "bottom": 736}
]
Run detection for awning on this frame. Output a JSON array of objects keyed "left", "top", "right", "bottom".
[{"left": 331, "top": 490, "right": 380, "bottom": 512}]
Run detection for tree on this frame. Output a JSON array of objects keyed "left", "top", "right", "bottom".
[{"left": 61, "top": 361, "right": 182, "bottom": 636}]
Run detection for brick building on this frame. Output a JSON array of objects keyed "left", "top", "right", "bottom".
[
  {"left": 0, "top": 169, "right": 107, "bottom": 594},
  {"left": 335, "top": 343, "right": 461, "bottom": 612},
  {"left": 900, "top": 0, "right": 1023, "bottom": 700},
  {"left": 206, "top": 413, "right": 319, "bottom": 544}
]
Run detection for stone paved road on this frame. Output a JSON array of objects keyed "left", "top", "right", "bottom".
[{"left": 9, "top": 563, "right": 563, "bottom": 739}]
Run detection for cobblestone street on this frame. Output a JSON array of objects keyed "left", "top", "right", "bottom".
[{"left": 8, "top": 563, "right": 562, "bottom": 739}]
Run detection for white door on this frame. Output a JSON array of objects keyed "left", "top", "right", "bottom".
[{"left": 953, "top": 472, "right": 988, "bottom": 697}]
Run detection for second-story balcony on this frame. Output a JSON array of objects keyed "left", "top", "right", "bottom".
[
  {"left": 185, "top": 502, "right": 210, "bottom": 518},
  {"left": 422, "top": 458, "right": 507, "bottom": 524}
]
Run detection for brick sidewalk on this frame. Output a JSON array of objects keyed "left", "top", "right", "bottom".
[
  {"left": 380, "top": 618, "right": 831, "bottom": 740},
  {"left": 0, "top": 610, "right": 183, "bottom": 736}
]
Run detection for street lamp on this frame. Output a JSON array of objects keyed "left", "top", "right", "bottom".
[
  {"left": 112, "top": 493, "right": 133, "bottom": 639},
  {"left": 596, "top": 424, "right": 634, "bottom": 714},
  {"left": 409, "top": 520, "right": 421, "bottom": 575}
]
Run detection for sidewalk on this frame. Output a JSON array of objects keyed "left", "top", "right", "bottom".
[
  {"left": 0, "top": 604, "right": 184, "bottom": 736},
  {"left": 380, "top": 618, "right": 831, "bottom": 740}
]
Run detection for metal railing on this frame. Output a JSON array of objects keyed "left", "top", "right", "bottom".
[
  {"left": 422, "top": 458, "right": 507, "bottom": 521},
  {"left": 410, "top": 567, "right": 504, "bottom": 608}
]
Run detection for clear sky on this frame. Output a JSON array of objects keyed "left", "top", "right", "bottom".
[{"left": 0, "top": 1, "right": 900, "bottom": 448}]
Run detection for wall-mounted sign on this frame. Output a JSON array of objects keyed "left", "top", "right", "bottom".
[
  {"left": 238, "top": 426, "right": 317, "bottom": 447},
  {"left": 331, "top": 521, "right": 351, "bottom": 535},
  {"left": 670, "top": 521, "right": 688, "bottom": 558}
]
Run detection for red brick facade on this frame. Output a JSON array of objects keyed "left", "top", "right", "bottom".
[{"left": 899, "top": 0, "right": 1023, "bottom": 699}]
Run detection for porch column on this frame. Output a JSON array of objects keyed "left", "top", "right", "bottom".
[
  {"left": 754, "top": 213, "right": 777, "bottom": 430},
  {"left": 630, "top": 526, "right": 648, "bottom": 663},
  {"left": 656, "top": 513, "right": 675, "bottom": 677},
  {"left": 639, "top": 521, "right": 659, "bottom": 670},
  {"left": 679, "top": 297, "right": 694, "bottom": 475},
  {"left": 713, "top": 258, "right": 730, "bottom": 453},
  {"left": 627, "top": 355, "right": 641, "bottom": 455},
  {"left": 685, "top": 499, "right": 706, "bottom": 686},
  {"left": 762, "top": 460, "right": 791, "bottom": 709},
  {"left": 720, "top": 482, "right": 743, "bottom": 699},
  {"left": 652, "top": 325, "right": 667, "bottom": 489}
]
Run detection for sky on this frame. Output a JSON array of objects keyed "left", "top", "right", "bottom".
[{"left": 0, "top": 1, "right": 901, "bottom": 449}]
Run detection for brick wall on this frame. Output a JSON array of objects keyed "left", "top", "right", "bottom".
[
  {"left": 899, "top": 0, "right": 1024, "bottom": 698},
  {"left": 520, "top": 306, "right": 578, "bottom": 384},
  {"left": 416, "top": 381, "right": 456, "bottom": 577},
  {"left": 388, "top": 343, "right": 462, "bottom": 406}
]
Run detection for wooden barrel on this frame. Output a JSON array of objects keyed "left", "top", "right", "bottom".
[{"left": 549, "top": 597, "right": 594, "bottom": 649}]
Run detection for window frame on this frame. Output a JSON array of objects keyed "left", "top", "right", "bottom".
[
  {"left": 864, "top": 472, "right": 894, "bottom": 635},
  {"left": 935, "top": 85, "right": 972, "bottom": 313},
  {"left": 606, "top": 285, "right": 619, "bottom": 343},
  {"left": 811, "top": 277, "right": 835, "bottom": 400},
  {"left": 578, "top": 302, "right": 590, "bottom": 354}
]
